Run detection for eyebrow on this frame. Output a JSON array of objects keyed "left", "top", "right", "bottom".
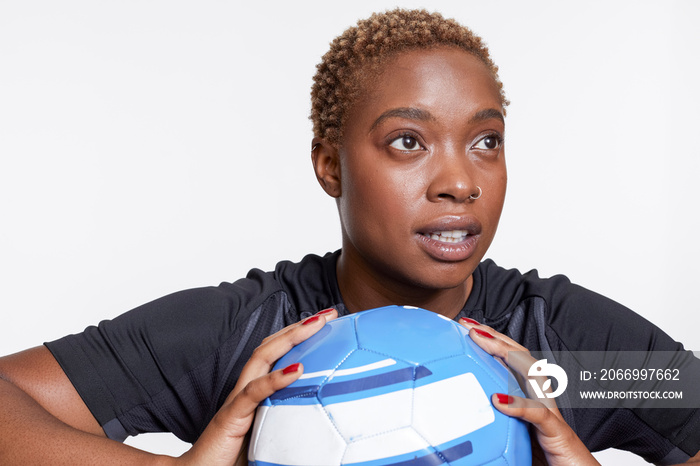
[
  {"left": 369, "top": 107, "right": 434, "bottom": 132},
  {"left": 470, "top": 108, "right": 505, "bottom": 124},
  {"left": 369, "top": 106, "right": 504, "bottom": 133}
]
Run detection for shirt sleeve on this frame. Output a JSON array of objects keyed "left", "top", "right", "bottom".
[{"left": 45, "top": 276, "right": 291, "bottom": 443}]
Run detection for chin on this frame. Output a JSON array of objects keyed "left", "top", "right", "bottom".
[{"left": 406, "top": 263, "right": 475, "bottom": 291}]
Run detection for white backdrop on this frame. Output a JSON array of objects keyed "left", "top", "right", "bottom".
[{"left": 1, "top": 1, "right": 698, "bottom": 463}]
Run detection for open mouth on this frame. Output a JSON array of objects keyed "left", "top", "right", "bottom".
[{"left": 420, "top": 230, "right": 469, "bottom": 244}]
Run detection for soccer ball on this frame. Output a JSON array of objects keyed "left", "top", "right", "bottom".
[{"left": 248, "top": 305, "right": 531, "bottom": 466}]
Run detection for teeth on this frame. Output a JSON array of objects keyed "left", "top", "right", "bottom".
[{"left": 424, "top": 230, "right": 469, "bottom": 243}]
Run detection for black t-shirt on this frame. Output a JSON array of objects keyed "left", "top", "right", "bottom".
[{"left": 46, "top": 251, "right": 700, "bottom": 464}]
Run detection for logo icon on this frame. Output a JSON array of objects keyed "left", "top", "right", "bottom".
[{"left": 528, "top": 359, "right": 568, "bottom": 399}]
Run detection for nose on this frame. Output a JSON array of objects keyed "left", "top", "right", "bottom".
[{"left": 426, "top": 153, "right": 480, "bottom": 203}]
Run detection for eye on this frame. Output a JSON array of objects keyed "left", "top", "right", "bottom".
[
  {"left": 472, "top": 134, "right": 503, "bottom": 151},
  {"left": 389, "top": 134, "right": 424, "bottom": 151}
]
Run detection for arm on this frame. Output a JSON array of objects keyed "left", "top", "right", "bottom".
[
  {"left": 0, "top": 309, "right": 337, "bottom": 465},
  {"left": 0, "top": 346, "right": 169, "bottom": 464}
]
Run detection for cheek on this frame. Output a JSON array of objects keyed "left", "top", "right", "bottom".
[
  {"left": 338, "top": 161, "right": 381, "bottom": 239},
  {"left": 483, "top": 167, "right": 507, "bottom": 225},
  {"left": 491, "top": 170, "right": 507, "bottom": 206},
  {"left": 339, "top": 161, "right": 419, "bottom": 239}
]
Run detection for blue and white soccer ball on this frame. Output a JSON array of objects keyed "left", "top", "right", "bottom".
[{"left": 248, "top": 305, "right": 531, "bottom": 466}]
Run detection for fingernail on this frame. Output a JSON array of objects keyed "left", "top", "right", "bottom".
[
  {"left": 460, "top": 317, "right": 480, "bottom": 325},
  {"left": 302, "top": 315, "right": 321, "bottom": 326},
  {"left": 496, "top": 393, "right": 514, "bottom": 404},
  {"left": 282, "top": 363, "right": 301, "bottom": 375},
  {"left": 316, "top": 308, "right": 335, "bottom": 315},
  {"left": 473, "top": 328, "right": 494, "bottom": 339}
]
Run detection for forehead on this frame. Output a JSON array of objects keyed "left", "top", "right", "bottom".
[{"left": 348, "top": 47, "right": 503, "bottom": 128}]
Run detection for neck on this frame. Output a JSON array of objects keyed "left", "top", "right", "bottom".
[{"left": 336, "top": 252, "right": 473, "bottom": 320}]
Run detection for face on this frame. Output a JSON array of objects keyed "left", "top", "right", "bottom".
[{"left": 316, "top": 47, "right": 507, "bottom": 303}]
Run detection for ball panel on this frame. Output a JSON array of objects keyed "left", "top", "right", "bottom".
[
  {"left": 326, "top": 386, "right": 413, "bottom": 443},
  {"left": 319, "top": 350, "right": 416, "bottom": 442},
  {"left": 355, "top": 307, "right": 465, "bottom": 365},
  {"left": 274, "top": 314, "right": 358, "bottom": 373},
  {"left": 250, "top": 404, "right": 346, "bottom": 466},
  {"left": 318, "top": 350, "right": 418, "bottom": 405},
  {"left": 418, "top": 354, "right": 508, "bottom": 399},
  {"left": 270, "top": 315, "right": 359, "bottom": 403},
  {"left": 342, "top": 427, "right": 435, "bottom": 465},
  {"left": 412, "top": 371, "right": 494, "bottom": 446}
]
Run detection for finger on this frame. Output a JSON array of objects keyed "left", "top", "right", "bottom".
[
  {"left": 258, "top": 309, "right": 337, "bottom": 363},
  {"left": 460, "top": 319, "right": 557, "bottom": 407},
  {"left": 232, "top": 309, "right": 337, "bottom": 398},
  {"left": 225, "top": 363, "right": 304, "bottom": 418},
  {"left": 459, "top": 317, "right": 528, "bottom": 352},
  {"left": 186, "top": 364, "right": 307, "bottom": 466},
  {"left": 491, "top": 393, "right": 563, "bottom": 436},
  {"left": 260, "top": 308, "right": 337, "bottom": 344},
  {"left": 465, "top": 326, "right": 534, "bottom": 376}
]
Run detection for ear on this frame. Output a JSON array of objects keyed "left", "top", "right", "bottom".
[{"left": 311, "top": 137, "right": 341, "bottom": 198}]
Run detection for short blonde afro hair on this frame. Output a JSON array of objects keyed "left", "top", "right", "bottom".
[{"left": 310, "top": 8, "right": 508, "bottom": 146}]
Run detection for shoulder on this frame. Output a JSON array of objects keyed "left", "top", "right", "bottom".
[
  {"left": 471, "top": 259, "right": 683, "bottom": 352},
  {"left": 471, "top": 258, "right": 585, "bottom": 321},
  {"left": 473, "top": 261, "right": 699, "bottom": 461},
  {"left": 193, "top": 249, "right": 342, "bottom": 320},
  {"left": 56, "top": 251, "right": 342, "bottom": 359},
  {"left": 265, "top": 250, "right": 344, "bottom": 317},
  {"left": 474, "top": 258, "right": 591, "bottom": 306},
  {"left": 43, "top": 252, "right": 342, "bottom": 441}
]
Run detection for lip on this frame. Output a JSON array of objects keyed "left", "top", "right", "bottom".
[{"left": 415, "top": 216, "right": 482, "bottom": 262}]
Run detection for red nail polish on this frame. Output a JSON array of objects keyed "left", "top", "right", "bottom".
[
  {"left": 496, "top": 393, "right": 514, "bottom": 404},
  {"left": 302, "top": 315, "right": 321, "bottom": 326},
  {"left": 461, "top": 317, "right": 480, "bottom": 325},
  {"left": 316, "top": 308, "right": 335, "bottom": 315},
  {"left": 282, "top": 363, "right": 301, "bottom": 375},
  {"left": 473, "top": 328, "right": 494, "bottom": 339}
]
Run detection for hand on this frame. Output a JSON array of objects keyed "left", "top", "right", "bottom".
[
  {"left": 177, "top": 308, "right": 338, "bottom": 466},
  {"left": 459, "top": 317, "right": 599, "bottom": 466}
]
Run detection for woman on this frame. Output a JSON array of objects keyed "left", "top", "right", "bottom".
[{"left": 1, "top": 7, "right": 698, "bottom": 466}]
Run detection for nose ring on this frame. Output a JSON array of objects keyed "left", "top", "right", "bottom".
[{"left": 469, "top": 186, "right": 482, "bottom": 201}]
